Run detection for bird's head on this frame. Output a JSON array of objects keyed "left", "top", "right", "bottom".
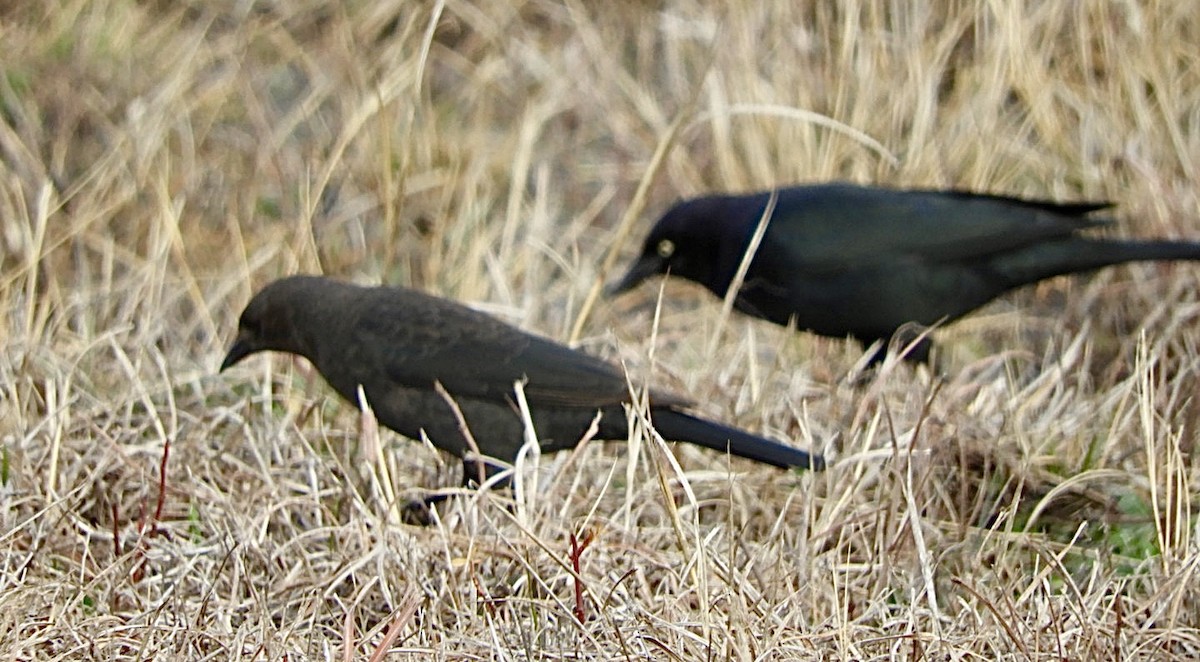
[
  {"left": 607, "top": 195, "right": 744, "bottom": 298},
  {"left": 220, "top": 276, "right": 322, "bottom": 371}
]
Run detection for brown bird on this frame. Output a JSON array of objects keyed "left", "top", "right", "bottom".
[{"left": 221, "top": 276, "right": 825, "bottom": 486}]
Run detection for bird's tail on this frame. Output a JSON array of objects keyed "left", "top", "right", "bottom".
[
  {"left": 649, "top": 410, "right": 826, "bottom": 471},
  {"left": 993, "top": 239, "right": 1200, "bottom": 289}
]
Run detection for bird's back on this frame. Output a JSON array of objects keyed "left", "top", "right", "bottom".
[
  {"left": 315, "top": 284, "right": 686, "bottom": 412},
  {"left": 759, "top": 184, "right": 1110, "bottom": 275}
]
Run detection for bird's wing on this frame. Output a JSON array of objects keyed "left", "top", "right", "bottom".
[
  {"left": 356, "top": 289, "right": 688, "bottom": 409},
  {"left": 769, "top": 186, "right": 1113, "bottom": 273}
]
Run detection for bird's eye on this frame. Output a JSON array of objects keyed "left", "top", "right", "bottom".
[{"left": 656, "top": 239, "right": 675, "bottom": 259}]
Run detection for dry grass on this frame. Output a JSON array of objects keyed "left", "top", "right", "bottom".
[{"left": 2, "top": 0, "right": 1199, "bottom": 658}]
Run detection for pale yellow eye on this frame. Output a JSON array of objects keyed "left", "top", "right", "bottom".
[{"left": 656, "top": 239, "right": 675, "bottom": 259}]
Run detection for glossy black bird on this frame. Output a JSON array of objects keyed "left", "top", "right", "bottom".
[
  {"left": 221, "top": 276, "right": 824, "bottom": 486},
  {"left": 611, "top": 183, "right": 1200, "bottom": 363}
]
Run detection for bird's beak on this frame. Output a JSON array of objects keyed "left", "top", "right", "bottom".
[
  {"left": 605, "top": 254, "right": 664, "bottom": 296},
  {"left": 220, "top": 335, "right": 254, "bottom": 372}
]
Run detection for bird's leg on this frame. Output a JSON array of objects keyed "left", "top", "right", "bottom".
[
  {"left": 401, "top": 492, "right": 450, "bottom": 526},
  {"left": 892, "top": 332, "right": 933, "bottom": 365},
  {"left": 863, "top": 323, "right": 936, "bottom": 366},
  {"left": 399, "top": 456, "right": 495, "bottom": 526},
  {"left": 847, "top": 331, "right": 936, "bottom": 386},
  {"left": 460, "top": 456, "right": 513, "bottom": 490},
  {"left": 462, "top": 455, "right": 488, "bottom": 488}
]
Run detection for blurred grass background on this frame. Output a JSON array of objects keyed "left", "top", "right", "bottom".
[{"left": 2, "top": 1, "right": 1198, "bottom": 658}]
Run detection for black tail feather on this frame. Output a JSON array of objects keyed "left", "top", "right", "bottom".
[
  {"left": 995, "top": 239, "right": 1200, "bottom": 289},
  {"left": 651, "top": 410, "right": 826, "bottom": 471}
]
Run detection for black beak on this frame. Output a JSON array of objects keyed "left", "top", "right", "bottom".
[
  {"left": 605, "top": 254, "right": 665, "bottom": 296},
  {"left": 220, "top": 336, "right": 254, "bottom": 372}
]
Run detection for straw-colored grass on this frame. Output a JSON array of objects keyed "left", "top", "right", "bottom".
[{"left": 2, "top": 1, "right": 1198, "bottom": 658}]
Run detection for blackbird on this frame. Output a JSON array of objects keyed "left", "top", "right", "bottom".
[
  {"left": 221, "top": 276, "right": 824, "bottom": 486},
  {"left": 610, "top": 183, "right": 1200, "bottom": 363}
]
